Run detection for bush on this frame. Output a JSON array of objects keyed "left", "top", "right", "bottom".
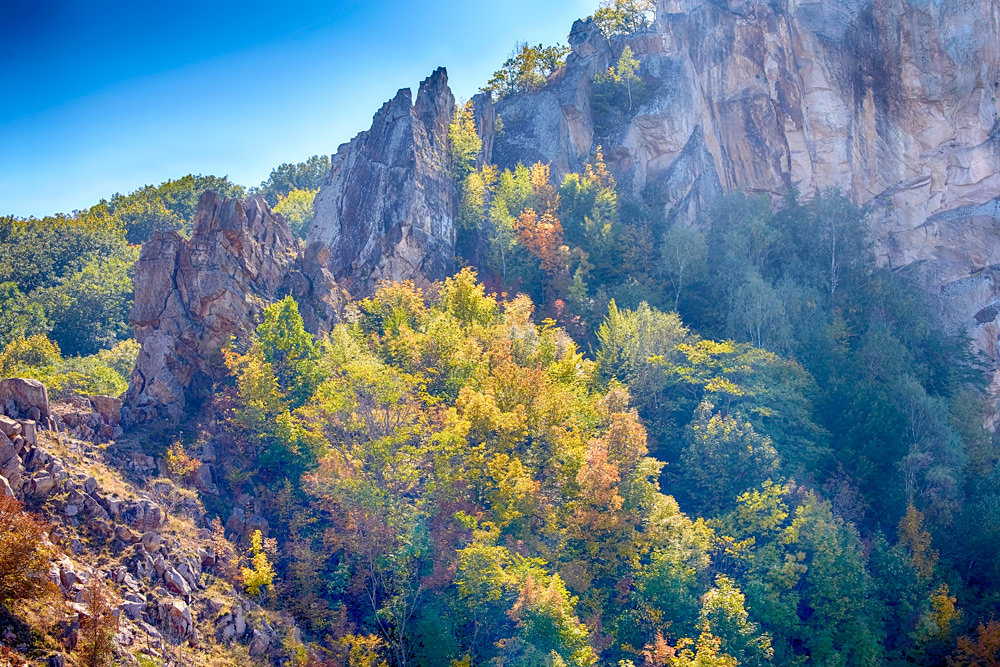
[
  {"left": 0, "top": 496, "right": 56, "bottom": 610},
  {"left": 0, "top": 335, "right": 136, "bottom": 399}
]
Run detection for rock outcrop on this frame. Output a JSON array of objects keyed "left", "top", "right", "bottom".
[
  {"left": 306, "top": 67, "right": 458, "bottom": 296},
  {"left": 123, "top": 192, "right": 296, "bottom": 424},
  {"left": 491, "top": 0, "right": 1000, "bottom": 386},
  {"left": 0, "top": 377, "right": 51, "bottom": 423}
]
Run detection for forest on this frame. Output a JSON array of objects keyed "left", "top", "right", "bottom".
[{"left": 2, "top": 0, "right": 1000, "bottom": 665}]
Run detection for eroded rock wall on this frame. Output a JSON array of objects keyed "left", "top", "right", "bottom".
[
  {"left": 306, "top": 67, "right": 458, "bottom": 296},
  {"left": 124, "top": 192, "right": 296, "bottom": 424},
  {"left": 492, "top": 0, "right": 1000, "bottom": 385}
]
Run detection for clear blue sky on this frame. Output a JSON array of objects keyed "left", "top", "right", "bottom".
[{"left": 0, "top": 0, "right": 595, "bottom": 218}]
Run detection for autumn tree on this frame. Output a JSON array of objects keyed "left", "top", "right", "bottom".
[
  {"left": 597, "top": 46, "right": 642, "bottom": 110},
  {"left": 0, "top": 496, "right": 56, "bottom": 611},
  {"left": 241, "top": 529, "right": 277, "bottom": 597},
  {"left": 950, "top": 620, "right": 1000, "bottom": 666},
  {"left": 482, "top": 42, "right": 569, "bottom": 98},
  {"left": 77, "top": 576, "right": 119, "bottom": 667},
  {"left": 274, "top": 187, "right": 319, "bottom": 240}
]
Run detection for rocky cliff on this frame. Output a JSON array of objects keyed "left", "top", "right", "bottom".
[
  {"left": 491, "top": 0, "right": 1000, "bottom": 386},
  {"left": 123, "top": 0, "right": 1000, "bottom": 419},
  {"left": 306, "top": 67, "right": 458, "bottom": 296},
  {"left": 124, "top": 69, "right": 461, "bottom": 424},
  {"left": 123, "top": 192, "right": 297, "bottom": 425}
]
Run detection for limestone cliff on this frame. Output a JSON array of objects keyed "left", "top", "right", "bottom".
[
  {"left": 491, "top": 0, "right": 1000, "bottom": 385},
  {"left": 123, "top": 192, "right": 296, "bottom": 424},
  {"left": 306, "top": 67, "right": 458, "bottom": 296}
]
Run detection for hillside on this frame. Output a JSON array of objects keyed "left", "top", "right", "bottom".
[{"left": 2, "top": 0, "right": 1000, "bottom": 665}]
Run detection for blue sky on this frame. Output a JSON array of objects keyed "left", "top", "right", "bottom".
[{"left": 0, "top": 0, "right": 595, "bottom": 218}]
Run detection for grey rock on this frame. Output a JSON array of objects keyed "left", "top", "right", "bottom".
[
  {"left": 248, "top": 628, "right": 271, "bottom": 657},
  {"left": 308, "top": 67, "right": 457, "bottom": 297},
  {"left": 0, "top": 415, "right": 21, "bottom": 438},
  {"left": 161, "top": 598, "right": 194, "bottom": 639},
  {"left": 18, "top": 420, "right": 36, "bottom": 447},
  {"left": 163, "top": 567, "right": 191, "bottom": 596},
  {"left": 28, "top": 471, "right": 55, "bottom": 498},
  {"left": 140, "top": 531, "right": 162, "bottom": 553},
  {"left": 0, "top": 378, "right": 50, "bottom": 421}
]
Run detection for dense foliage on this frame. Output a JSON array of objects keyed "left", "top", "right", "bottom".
[
  {"left": 482, "top": 42, "right": 570, "bottom": 99},
  {"left": 254, "top": 155, "right": 331, "bottom": 206},
  {"left": 3, "top": 11, "right": 999, "bottom": 662},
  {"left": 195, "top": 252, "right": 999, "bottom": 664}
]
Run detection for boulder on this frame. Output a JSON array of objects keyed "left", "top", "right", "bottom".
[
  {"left": 19, "top": 420, "right": 37, "bottom": 447},
  {"left": 27, "top": 471, "right": 55, "bottom": 498},
  {"left": 140, "top": 531, "right": 162, "bottom": 553},
  {"left": 161, "top": 599, "right": 194, "bottom": 639},
  {"left": 0, "top": 416, "right": 21, "bottom": 438},
  {"left": 163, "top": 568, "right": 192, "bottom": 596},
  {"left": 89, "top": 395, "right": 122, "bottom": 425},
  {"left": 0, "top": 378, "right": 50, "bottom": 421}
]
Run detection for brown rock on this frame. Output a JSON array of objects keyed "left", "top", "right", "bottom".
[
  {"left": 123, "top": 193, "right": 297, "bottom": 425},
  {"left": 89, "top": 395, "right": 122, "bottom": 425}
]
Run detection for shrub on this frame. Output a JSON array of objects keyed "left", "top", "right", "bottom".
[{"left": 0, "top": 496, "right": 56, "bottom": 610}]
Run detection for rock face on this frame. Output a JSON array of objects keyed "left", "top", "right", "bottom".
[
  {"left": 307, "top": 67, "right": 458, "bottom": 296},
  {"left": 123, "top": 192, "right": 296, "bottom": 424},
  {"left": 491, "top": 0, "right": 1000, "bottom": 385}
]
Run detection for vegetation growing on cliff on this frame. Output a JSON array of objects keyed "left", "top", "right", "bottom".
[{"left": 2, "top": 2, "right": 999, "bottom": 664}]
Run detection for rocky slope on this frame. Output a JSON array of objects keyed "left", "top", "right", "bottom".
[
  {"left": 491, "top": 0, "right": 1000, "bottom": 389},
  {"left": 1, "top": 383, "right": 296, "bottom": 666}
]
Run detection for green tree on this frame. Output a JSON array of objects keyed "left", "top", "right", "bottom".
[
  {"left": 699, "top": 576, "right": 774, "bottom": 666},
  {"left": 591, "top": 0, "right": 655, "bottom": 36},
  {"left": 255, "top": 155, "right": 330, "bottom": 205},
  {"left": 255, "top": 296, "right": 322, "bottom": 410},
  {"left": 661, "top": 224, "right": 708, "bottom": 311},
  {"left": 449, "top": 101, "right": 483, "bottom": 182},
  {"left": 36, "top": 249, "right": 137, "bottom": 357},
  {"left": 273, "top": 188, "right": 318, "bottom": 240},
  {"left": 0, "top": 282, "right": 49, "bottom": 346},
  {"left": 112, "top": 192, "right": 184, "bottom": 244},
  {"left": 109, "top": 174, "right": 246, "bottom": 237},
  {"left": 680, "top": 401, "right": 781, "bottom": 513}
]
